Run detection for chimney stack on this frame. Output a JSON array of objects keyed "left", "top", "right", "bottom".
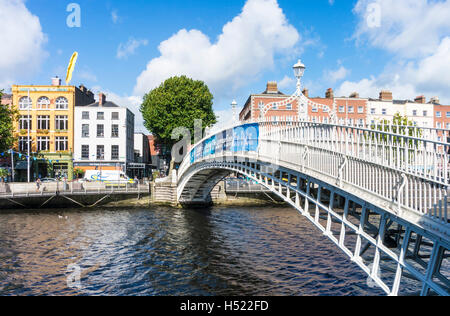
[
  {"left": 99, "top": 92, "right": 106, "bottom": 106},
  {"left": 430, "top": 96, "right": 440, "bottom": 104},
  {"left": 302, "top": 88, "right": 309, "bottom": 98},
  {"left": 414, "top": 95, "right": 426, "bottom": 104},
  {"left": 349, "top": 92, "right": 360, "bottom": 98},
  {"left": 266, "top": 81, "right": 278, "bottom": 94},
  {"left": 325, "top": 88, "right": 334, "bottom": 99},
  {"left": 52, "top": 76, "right": 61, "bottom": 86},
  {"left": 379, "top": 90, "right": 393, "bottom": 101}
]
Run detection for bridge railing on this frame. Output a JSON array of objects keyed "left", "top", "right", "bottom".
[
  {"left": 179, "top": 120, "right": 449, "bottom": 228},
  {"left": 0, "top": 181, "right": 150, "bottom": 198}
]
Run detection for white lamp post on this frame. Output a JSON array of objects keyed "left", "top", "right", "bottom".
[
  {"left": 293, "top": 59, "right": 306, "bottom": 91},
  {"left": 231, "top": 100, "right": 237, "bottom": 124}
]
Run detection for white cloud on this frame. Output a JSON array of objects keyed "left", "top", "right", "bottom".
[
  {"left": 0, "top": 0, "right": 47, "bottom": 88},
  {"left": 324, "top": 66, "right": 349, "bottom": 83},
  {"left": 337, "top": 1, "right": 450, "bottom": 104},
  {"left": 133, "top": 0, "right": 300, "bottom": 97},
  {"left": 111, "top": 10, "right": 119, "bottom": 24},
  {"left": 354, "top": 0, "right": 450, "bottom": 58},
  {"left": 278, "top": 75, "right": 296, "bottom": 91},
  {"left": 117, "top": 38, "right": 148, "bottom": 60}
]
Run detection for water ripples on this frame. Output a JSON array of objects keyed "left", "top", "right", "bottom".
[{"left": 0, "top": 206, "right": 384, "bottom": 296}]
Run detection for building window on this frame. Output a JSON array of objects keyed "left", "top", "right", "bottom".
[
  {"left": 272, "top": 103, "right": 278, "bottom": 110},
  {"left": 312, "top": 106, "right": 318, "bottom": 113},
  {"left": 358, "top": 106, "right": 364, "bottom": 114},
  {"left": 97, "top": 124, "right": 104, "bottom": 137},
  {"left": 37, "top": 115, "right": 50, "bottom": 130},
  {"left": 348, "top": 106, "right": 354, "bottom": 114},
  {"left": 19, "top": 115, "right": 32, "bottom": 130},
  {"left": 82, "top": 124, "right": 89, "bottom": 138},
  {"left": 446, "top": 112, "right": 450, "bottom": 118},
  {"left": 382, "top": 109, "right": 387, "bottom": 115},
  {"left": 413, "top": 110, "right": 417, "bottom": 116},
  {"left": 81, "top": 145, "right": 89, "bottom": 160},
  {"left": 323, "top": 106, "right": 329, "bottom": 113},
  {"left": 423, "top": 111, "right": 428, "bottom": 117},
  {"left": 55, "top": 136, "right": 68, "bottom": 151},
  {"left": 286, "top": 104, "right": 292, "bottom": 110},
  {"left": 111, "top": 145, "right": 119, "bottom": 160},
  {"left": 18, "top": 137, "right": 31, "bottom": 152},
  {"left": 371, "top": 108, "right": 376, "bottom": 115},
  {"left": 437, "top": 122, "right": 442, "bottom": 129},
  {"left": 111, "top": 124, "right": 119, "bottom": 138},
  {"left": 37, "top": 137, "right": 50, "bottom": 151},
  {"left": 96, "top": 145, "right": 105, "bottom": 160},
  {"left": 112, "top": 112, "right": 119, "bottom": 120},
  {"left": 339, "top": 106, "right": 345, "bottom": 113},
  {"left": 37, "top": 97, "right": 50, "bottom": 110},
  {"left": 82, "top": 111, "right": 89, "bottom": 120},
  {"left": 55, "top": 97, "right": 68, "bottom": 109},
  {"left": 358, "top": 119, "right": 364, "bottom": 126},
  {"left": 447, "top": 123, "right": 450, "bottom": 129},
  {"left": 19, "top": 96, "right": 32, "bottom": 110},
  {"left": 55, "top": 115, "right": 68, "bottom": 130},
  {"left": 97, "top": 112, "right": 104, "bottom": 120},
  {"left": 436, "top": 111, "right": 442, "bottom": 118}
]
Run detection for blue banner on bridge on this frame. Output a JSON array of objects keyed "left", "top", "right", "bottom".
[{"left": 190, "top": 123, "right": 259, "bottom": 164}]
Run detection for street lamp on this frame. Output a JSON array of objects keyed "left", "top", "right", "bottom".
[
  {"left": 293, "top": 59, "right": 306, "bottom": 90},
  {"left": 231, "top": 100, "right": 237, "bottom": 124}
]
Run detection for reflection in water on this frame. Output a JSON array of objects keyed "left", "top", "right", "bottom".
[{"left": 0, "top": 206, "right": 384, "bottom": 296}]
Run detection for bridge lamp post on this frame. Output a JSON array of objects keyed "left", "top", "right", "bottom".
[
  {"left": 293, "top": 60, "right": 306, "bottom": 91},
  {"left": 293, "top": 60, "right": 308, "bottom": 121}
]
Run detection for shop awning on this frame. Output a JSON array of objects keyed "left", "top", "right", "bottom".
[{"left": 15, "top": 161, "right": 30, "bottom": 170}]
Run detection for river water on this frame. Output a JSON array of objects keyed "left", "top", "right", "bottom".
[{"left": 0, "top": 206, "right": 384, "bottom": 296}]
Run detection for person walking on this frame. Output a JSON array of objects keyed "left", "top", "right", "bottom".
[{"left": 36, "top": 178, "right": 41, "bottom": 193}]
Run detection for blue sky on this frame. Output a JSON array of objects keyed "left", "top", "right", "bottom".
[{"left": 1, "top": 0, "right": 449, "bottom": 132}]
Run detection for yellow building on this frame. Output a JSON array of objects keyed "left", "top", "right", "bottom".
[{"left": 11, "top": 77, "right": 95, "bottom": 181}]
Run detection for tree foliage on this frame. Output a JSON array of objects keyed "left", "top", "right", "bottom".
[
  {"left": 140, "top": 76, "right": 217, "bottom": 147},
  {"left": 0, "top": 90, "right": 17, "bottom": 153}
]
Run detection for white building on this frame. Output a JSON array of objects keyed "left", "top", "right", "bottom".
[
  {"left": 366, "top": 91, "right": 434, "bottom": 127},
  {"left": 73, "top": 93, "right": 135, "bottom": 174}
]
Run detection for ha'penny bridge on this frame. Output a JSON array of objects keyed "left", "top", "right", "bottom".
[{"left": 176, "top": 119, "right": 449, "bottom": 296}]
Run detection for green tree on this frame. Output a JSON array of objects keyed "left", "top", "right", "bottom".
[
  {"left": 0, "top": 90, "right": 17, "bottom": 153},
  {"left": 140, "top": 76, "right": 217, "bottom": 149}
]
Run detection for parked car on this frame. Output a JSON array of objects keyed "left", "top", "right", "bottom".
[{"left": 41, "top": 178, "right": 57, "bottom": 183}]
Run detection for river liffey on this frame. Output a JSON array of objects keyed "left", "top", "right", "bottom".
[{"left": 0, "top": 206, "right": 385, "bottom": 296}]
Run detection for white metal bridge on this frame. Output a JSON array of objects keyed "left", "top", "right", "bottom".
[{"left": 177, "top": 119, "right": 450, "bottom": 296}]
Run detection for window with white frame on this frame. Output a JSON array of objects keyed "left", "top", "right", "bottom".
[
  {"left": 413, "top": 110, "right": 418, "bottom": 116},
  {"left": 112, "top": 112, "right": 119, "bottom": 120},
  {"left": 19, "top": 115, "right": 32, "bottom": 130},
  {"left": 382, "top": 109, "right": 387, "bottom": 115},
  {"left": 81, "top": 145, "right": 89, "bottom": 160},
  {"left": 447, "top": 112, "right": 450, "bottom": 118},
  {"left": 96, "top": 145, "right": 105, "bottom": 160},
  {"left": 82, "top": 111, "right": 89, "bottom": 120},
  {"left": 55, "top": 97, "right": 68, "bottom": 109},
  {"left": 37, "top": 96, "right": 50, "bottom": 110},
  {"left": 18, "top": 137, "right": 31, "bottom": 152},
  {"left": 82, "top": 124, "right": 89, "bottom": 138},
  {"left": 437, "top": 122, "right": 442, "bottom": 128},
  {"left": 97, "top": 124, "right": 104, "bottom": 137},
  {"left": 447, "top": 123, "right": 450, "bottom": 129},
  {"left": 37, "top": 137, "right": 50, "bottom": 151},
  {"left": 55, "top": 136, "right": 68, "bottom": 151},
  {"left": 37, "top": 115, "right": 50, "bottom": 130},
  {"left": 19, "top": 96, "right": 32, "bottom": 110},
  {"left": 423, "top": 111, "right": 428, "bottom": 117},
  {"left": 348, "top": 106, "right": 354, "bottom": 113},
  {"left": 312, "top": 106, "right": 318, "bottom": 113},
  {"left": 97, "top": 112, "right": 105, "bottom": 120},
  {"left": 339, "top": 106, "right": 345, "bottom": 113},
  {"left": 436, "top": 111, "right": 442, "bottom": 118},
  {"left": 111, "top": 124, "right": 119, "bottom": 138},
  {"left": 358, "top": 106, "right": 364, "bottom": 114},
  {"left": 55, "top": 115, "right": 68, "bottom": 130},
  {"left": 371, "top": 108, "right": 376, "bottom": 115},
  {"left": 111, "top": 145, "right": 119, "bottom": 160},
  {"left": 286, "top": 104, "right": 292, "bottom": 110}
]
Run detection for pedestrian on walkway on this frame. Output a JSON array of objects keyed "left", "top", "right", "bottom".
[{"left": 36, "top": 178, "right": 41, "bottom": 192}]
